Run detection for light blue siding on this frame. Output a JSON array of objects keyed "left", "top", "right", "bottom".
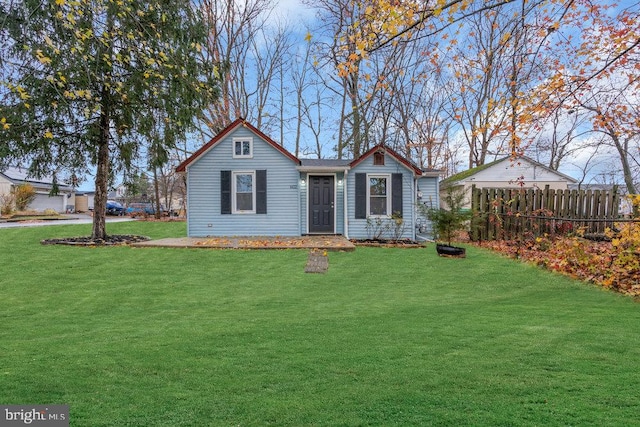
[
  {"left": 415, "top": 175, "right": 439, "bottom": 240},
  {"left": 346, "top": 155, "right": 418, "bottom": 240},
  {"left": 186, "top": 127, "right": 300, "bottom": 236}
]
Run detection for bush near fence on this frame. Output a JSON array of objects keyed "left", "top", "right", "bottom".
[{"left": 471, "top": 190, "right": 640, "bottom": 295}]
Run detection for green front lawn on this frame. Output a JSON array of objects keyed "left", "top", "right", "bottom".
[{"left": 1, "top": 222, "right": 639, "bottom": 426}]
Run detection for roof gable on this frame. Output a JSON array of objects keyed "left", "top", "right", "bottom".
[
  {"left": 441, "top": 156, "right": 577, "bottom": 186},
  {"left": 350, "top": 144, "right": 422, "bottom": 176},
  {"left": 176, "top": 118, "right": 300, "bottom": 172},
  {"left": 1, "top": 166, "right": 73, "bottom": 191}
]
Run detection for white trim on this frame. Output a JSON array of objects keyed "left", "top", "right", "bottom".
[
  {"left": 343, "top": 170, "right": 349, "bottom": 239},
  {"left": 232, "top": 171, "right": 256, "bottom": 214},
  {"left": 232, "top": 137, "right": 253, "bottom": 159},
  {"left": 366, "top": 173, "right": 391, "bottom": 218},
  {"left": 297, "top": 165, "right": 351, "bottom": 173},
  {"left": 305, "top": 173, "right": 337, "bottom": 234},
  {"left": 412, "top": 177, "right": 417, "bottom": 241}
]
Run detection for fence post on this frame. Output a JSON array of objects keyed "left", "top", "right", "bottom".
[
  {"left": 611, "top": 185, "right": 620, "bottom": 229},
  {"left": 471, "top": 185, "right": 479, "bottom": 241}
]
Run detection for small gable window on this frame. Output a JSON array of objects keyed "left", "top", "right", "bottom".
[
  {"left": 233, "top": 137, "right": 253, "bottom": 158},
  {"left": 373, "top": 151, "right": 385, "bottom": 165}
]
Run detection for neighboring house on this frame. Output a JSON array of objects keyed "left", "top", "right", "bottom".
[
  {"left": 108, "top": 185, "right": 128, "bottom": 203},
  {"left": 440, "top": 156, "right": 578, "bottom": 209},
  {"left": 176, "top": 118, "right": 440, "bottom": 240},
  {"left": 0, "top": 166, "right": 73, "bottom": 212}
]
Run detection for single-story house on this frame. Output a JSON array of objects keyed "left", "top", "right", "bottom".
[
  {"left": 0, "top": 166, "right": 73, "bottom": 213},
  {"left": 440, "top": 156, "right": 578, "bottom": 209},
  {"left": 176, "top": 118, "right": 441, "bottom": 240}
]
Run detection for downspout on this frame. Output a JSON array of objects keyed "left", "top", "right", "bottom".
[
  {"left": 412, "top": 176, "right": 417, "bottom": 241},
  {"left": 184, "top": 168, "right": 190, "bottom": 236},
  {"left": 343, "top": 169, "right": 349, "bottom": 239},
  {"left": 297, "top": 171, "right": 301, "bottom": 235}
]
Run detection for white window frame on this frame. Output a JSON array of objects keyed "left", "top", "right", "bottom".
[
  {"left": 232, "top": 171, "right": 256, "bottom": 214},
  {"left": 233, "top": 137, "right": 253, "bottom": 158},
  {"left": 367, "top": 173, "right": 391, "bottom": 218}
]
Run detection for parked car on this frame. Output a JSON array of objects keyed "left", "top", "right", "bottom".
[
  {"left": 126, "top": 202, "right": 155, "bottom": 216},
  {"left": 106, "top": 200, "right": 125, "bottom": 216}
]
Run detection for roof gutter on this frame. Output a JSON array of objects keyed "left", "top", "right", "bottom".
[
  {"left": 296, "top": 166, "right": 351, "bottom": 173},
  {"left": 420, "top": 170, "right": 444, "bottom": 178}
]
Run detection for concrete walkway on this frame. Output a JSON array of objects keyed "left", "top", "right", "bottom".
[{"left": 132, "top": 235, "right": 355, "bottom": 251}]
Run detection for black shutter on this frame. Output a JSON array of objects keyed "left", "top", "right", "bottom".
[
  {"left": 355, "top": 173, "right": 366, "bottom": 219},
  {"left": 256, "top": 170, "right": 267, "bottom": 214},
  {"left": 221, "top": 170, "right": 231, "bottom": 214},
  {"left": 392, "top": 173, "right": 403, "bottom": 217}
]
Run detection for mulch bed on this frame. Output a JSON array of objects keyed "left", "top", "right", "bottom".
[
  {"left": 41, "top": 235, "right": 151, "bottom": 246},
  {"left": 350, "top": 239, "right": 425, "bottom": 248}
]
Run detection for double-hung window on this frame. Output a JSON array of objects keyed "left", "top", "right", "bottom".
[
  {"left": 368, "top": 174, "right": 391, "bottom": 217},
  {"left": 232, "top": 171, "right": 255, "bottom": 213},
  {"left": 233, "top": 137, "right": 253, "bottom": 158}
]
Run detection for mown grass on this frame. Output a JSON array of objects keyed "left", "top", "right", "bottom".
[{"left": 1, "top": 221, "right": 639, "bottom": 426}]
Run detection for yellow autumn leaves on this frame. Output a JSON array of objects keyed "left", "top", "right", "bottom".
[{"left": 335, "top": 0, "right": 451, "bottom": 77}]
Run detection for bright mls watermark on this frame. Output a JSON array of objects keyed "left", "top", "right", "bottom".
[{"left": 1, "top": 405, "right": 68, "bottom": 427}]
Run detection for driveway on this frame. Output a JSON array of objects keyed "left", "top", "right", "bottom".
[{"left": 0, "top": 213, "right": 135, "bottom": 228}]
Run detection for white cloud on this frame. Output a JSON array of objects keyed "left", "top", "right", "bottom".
[{"left": 268, "top": 0, "right": 316, "bottom": 26}]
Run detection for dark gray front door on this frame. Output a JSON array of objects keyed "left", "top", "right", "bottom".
[{"left": 309, "top": 175, "right": 334, "bottom": 233}]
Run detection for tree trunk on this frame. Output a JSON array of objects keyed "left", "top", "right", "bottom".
[
  {"left": 349, "top": 70, "right": 362, "bottom": 158},
  {"left": 153, "top": 166, "right": 161, "bottom": 219},
  {"left": 92, "top": 10, "right": 113, "bottom": 241},
  {"left": 92, "top": 100, "right": 110, "bottom": 240},
  {"left": 611, "top": 133, "right": 638, "bottom": 195},
  {"left": 337, "top": 89, "right": 347, "bottom": 159}
]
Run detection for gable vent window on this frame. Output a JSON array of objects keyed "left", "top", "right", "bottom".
[
  {"left": 373, "top": 151, "right": 385, "bottom": 165},
  {"left": 233, "top": 137, "right": 253, "bottom": 158}
]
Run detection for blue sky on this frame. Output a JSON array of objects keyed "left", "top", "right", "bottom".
[{"left": 76, "top": 0, "right": 637, "bottom": 192}]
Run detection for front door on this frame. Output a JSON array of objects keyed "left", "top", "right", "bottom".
[{"left": 308, "top": 175, "right": 334, "bottom": 234}]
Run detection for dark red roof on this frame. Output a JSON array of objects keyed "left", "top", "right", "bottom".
[
  {"left": 350, "top": 144, "right": 423, "bottom": 176},
  {"left": 176, "top": 118, "right": 300, "bottom": 172}
]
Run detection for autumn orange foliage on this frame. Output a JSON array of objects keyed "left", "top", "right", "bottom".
[{"left": 475, "top": 196, "right": 640, "bottom": 297}]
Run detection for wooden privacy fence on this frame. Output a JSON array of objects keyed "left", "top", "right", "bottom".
[{"left": 470, "top": 185, "right": 621, "bottom": 241}]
